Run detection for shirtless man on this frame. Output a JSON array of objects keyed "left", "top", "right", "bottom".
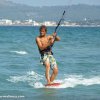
[{"left": 36, "top": 25, "right": 60, "bottom": 84}]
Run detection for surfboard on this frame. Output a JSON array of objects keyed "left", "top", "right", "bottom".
[{"left": 45, "top": 83, "right": 61, "bottom": 87}]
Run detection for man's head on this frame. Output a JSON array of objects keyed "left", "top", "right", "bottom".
[{"left": 39, "top": 25, "right": 47, "bottom": 37}]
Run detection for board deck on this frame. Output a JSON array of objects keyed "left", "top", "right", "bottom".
[{"left": 45, "top": 83, "right": 61, "bottom": 87}]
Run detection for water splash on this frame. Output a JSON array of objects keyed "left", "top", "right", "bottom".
[
  {"left": 7, "top": 71, "right": 44, "bottom": 87},
  {"left": 7, "top": 72, "right": 100, "bottom": 89}
]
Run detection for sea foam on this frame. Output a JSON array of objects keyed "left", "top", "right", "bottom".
[
  {"left": 10, "top": 51, "right": 28, "bottom": 55},
  {"left": 7, "top": 71, "right": 100, "bottom": 89}
]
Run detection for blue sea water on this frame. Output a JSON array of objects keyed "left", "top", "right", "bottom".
[{"left": 0, "top": 26, "right": 100, "bottom": 100}]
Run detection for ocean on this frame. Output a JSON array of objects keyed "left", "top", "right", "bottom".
[{"left": 0, "top": 26, "right": 100, "bottom": 100}]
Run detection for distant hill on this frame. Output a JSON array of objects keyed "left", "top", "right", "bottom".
[{"left": 0, "top": 0, "right": 100, "bottom": 21}]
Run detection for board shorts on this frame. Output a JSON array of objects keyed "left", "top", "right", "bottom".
[{"left": 40, "top": 54, "right": 57, "bottom": 70}]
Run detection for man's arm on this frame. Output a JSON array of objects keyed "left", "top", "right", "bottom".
[
  {"left": 51, "top": 32, "right": 61, "bottom": 42},
  {"left": 50, "top": 33, "right": 60, "bottom": 43},
  {"left": 36, "top": 37, "right": 52, "bottom": 50},
  {"left": 54, "top": 36, "right": 60, "bottom": 41}
]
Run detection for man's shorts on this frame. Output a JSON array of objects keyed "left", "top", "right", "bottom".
[{"left": 40, "top": 54, "right": 57, "bottom": 70}]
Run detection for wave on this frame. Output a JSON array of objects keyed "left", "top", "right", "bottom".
[
  {"left": 57, "top": 75, "right": 100, "bottom": 88},
  {"left": 7, "top": 71, "right": 44, "bottom": 82},
  {"left": 7, "top": 71, "right": 100, "bottom": 89},
  {"left": 10, "top": 51, "right": 28, "bottom": 55}
]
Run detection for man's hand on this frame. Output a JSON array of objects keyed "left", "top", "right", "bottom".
[
  {"left": 52, "top": 32, "right": 60, "bottom": 41},
  {"left": 49, "top": 32, "right": 57, "bottom": 45},
  {"left": 48, "top": 32, "right": 60, "bottom": 47},
  {"left": 52, "top": 32, "right": 57, "bottom": 38}
]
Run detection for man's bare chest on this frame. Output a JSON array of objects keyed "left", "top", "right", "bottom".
[{"left": 40, "top": 37, "right": 49, "bottom": 45}]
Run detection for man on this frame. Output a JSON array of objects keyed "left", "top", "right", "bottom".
[{"left": 36, "top": 25, "right": 60, "bottom": 85}]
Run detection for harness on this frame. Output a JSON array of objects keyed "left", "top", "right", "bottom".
[{"left": 39, "top": 45, "right": 53, "bottom": 57}]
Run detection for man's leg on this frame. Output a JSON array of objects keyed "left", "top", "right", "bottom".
[
  {"left": 44, "top": 61, "right": 51, "bottom": 84},
  {"left": 50, "top": 65, "right": 58, "bottom": 82}
]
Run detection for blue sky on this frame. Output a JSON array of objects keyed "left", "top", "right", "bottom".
[{"left": 9, "top": 0, "right": 100, "bottom": 6}]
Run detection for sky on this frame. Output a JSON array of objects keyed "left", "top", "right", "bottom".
[{"left": 9, "top": 0, "right": 100, "bottom": 6}]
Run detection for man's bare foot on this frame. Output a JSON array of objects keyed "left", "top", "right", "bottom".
[{"left": 47, "top": 81, "right": 54, "bottom": 85}]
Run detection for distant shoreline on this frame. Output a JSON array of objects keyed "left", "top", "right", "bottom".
[
  {"left": 0, "top": 19, "right": 100, "bottom": 27},
  {"left": 0, "top": 25, "right": 100, "bottom": 27}
]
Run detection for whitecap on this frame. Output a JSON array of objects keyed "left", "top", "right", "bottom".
[
  {"left": 59, "top": 75, "right": 100, "bottom": 88},
  {"left": 10, "top": 51, "right": 28, "bottom": 55},
  {"left": 7, "top": 71, "right": 44, "bottom": 84},
  {"left": 7, "top": 73, "right": 100, "bottom": 89}
]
